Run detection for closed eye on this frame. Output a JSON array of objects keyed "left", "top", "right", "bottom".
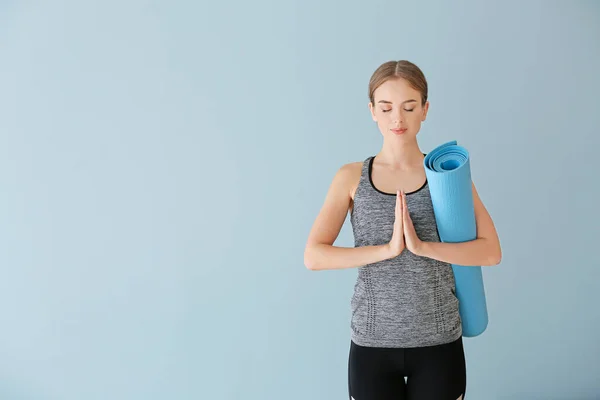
[{"left": 382, "top": 108, "right": 415, "bottom": 113}]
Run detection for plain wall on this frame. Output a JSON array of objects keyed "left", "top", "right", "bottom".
[{"left": 1, "top": 1, "right": 599, "bottom": 399}]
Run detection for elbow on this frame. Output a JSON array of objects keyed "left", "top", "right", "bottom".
[
  {"left": 304, "top": 259, "right": 317, "bottom": 271},
  {"left": 304, "top": 247, "right": 318, "bottom": 271},
  {"left": 486, "top": 253, "right": 502, "bottom": 266},
  {"left": 485, "top": 244, "right": 502, "bottom": 266}
]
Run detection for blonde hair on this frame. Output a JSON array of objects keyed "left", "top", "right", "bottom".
[{"left": 368, "top": 60, "right": 428, "bottom": 106}]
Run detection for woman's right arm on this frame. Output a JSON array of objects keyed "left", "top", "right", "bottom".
[{"left": 303, "top": 163, "right": 397, "bottom": 271}]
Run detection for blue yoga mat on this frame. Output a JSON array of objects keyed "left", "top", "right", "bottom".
[{"left": 423, "top": 140, "right": 488, "bottom": 337}]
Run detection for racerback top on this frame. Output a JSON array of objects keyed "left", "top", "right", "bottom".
[{"left": 349, "top": 155, "right": 462, "bottom": 348}]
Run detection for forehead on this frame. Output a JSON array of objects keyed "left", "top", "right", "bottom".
[{"left": 373, "top": 78, "right": 420, "bottom": 102}]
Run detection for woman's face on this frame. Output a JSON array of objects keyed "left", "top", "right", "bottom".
[{"left": 369, "top": 78, "right": 429, "bottom": 141}]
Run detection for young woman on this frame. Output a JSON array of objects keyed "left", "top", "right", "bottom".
[{"left": 304, "top": 60, "right": 502, "bottom": 400}]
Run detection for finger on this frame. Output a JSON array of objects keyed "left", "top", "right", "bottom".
[
  {"left": 400, "top": 190, "right": 404, "bottom": 210},
  {"left": 401, "top": 191, "right": 407, "bottom": 219},
  {"left": 396, "top": 190, "right": 402, "bottom": 216},
  {"left": 399, "top": 191, "right": 405, "bottom": 227},
  {"left": 403, "top": 198, "right": 411, "bottom": 231}
]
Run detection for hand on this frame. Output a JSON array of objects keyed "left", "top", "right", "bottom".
[
  {"left": 402, "top": 191, "right": 424, "bottom": 255},
  {"left": 387, "top": 190, "right": 405, "bottom": 257}
]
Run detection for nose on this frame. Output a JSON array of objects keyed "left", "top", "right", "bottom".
[{"left": 392, "top": 110, "right": 403, "bottom": 124}]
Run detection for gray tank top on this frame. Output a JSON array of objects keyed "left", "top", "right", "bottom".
[{"left": 349, "top": 156, "right": 462, "bottom": 348}]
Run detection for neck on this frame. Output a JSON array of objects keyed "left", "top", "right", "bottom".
[{"left": 376, "top": 138, "right": 424, "bottom": 170}]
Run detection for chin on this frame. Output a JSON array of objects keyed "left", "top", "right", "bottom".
[{"left": 390, "top": 131, "right": 412, "bottom": 138}]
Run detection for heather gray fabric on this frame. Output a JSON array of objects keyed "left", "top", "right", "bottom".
[{"left": 349, "top": 156, "right": 462, "bottom": 348}]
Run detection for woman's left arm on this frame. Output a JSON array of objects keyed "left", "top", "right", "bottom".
[{"left": 415, "top": 181, "right": 502, "bottom": 266}]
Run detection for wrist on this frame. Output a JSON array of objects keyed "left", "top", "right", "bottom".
[
  {"left": 382, "top": 243, "right": 397, "bottom": 259},
  {"left": 415, "top": 240, "right": 428, "bottom": 257}
]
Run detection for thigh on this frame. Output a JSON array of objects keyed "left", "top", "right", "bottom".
[
  {"left": 348, "top": 341, "right": 406, "bottom": 400},
  {"left": 405, "top": 337, "right": 466, "bottom": 400}
]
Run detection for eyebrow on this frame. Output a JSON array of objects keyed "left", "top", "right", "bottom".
[{"left": 377, "top": 99, "right": 417, "bottom": 104}]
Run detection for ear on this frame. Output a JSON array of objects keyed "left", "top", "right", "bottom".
[
  {"left": 368, "top": 102, "right": 377, "bottom": 122},
  {"left": 421, "top": 101, "right": 430, "bottom": 122}
]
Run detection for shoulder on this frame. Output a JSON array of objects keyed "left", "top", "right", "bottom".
[
  {"left": 338, "top": 160, "right": 363, "bottom": 176},
  {"left": 335, "top": 161, "right": 364, "bottom": 199}
]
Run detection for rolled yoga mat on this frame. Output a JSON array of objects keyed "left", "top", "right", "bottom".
[{"left": 423, "top": 140, "right": 488, "bottom": 337}]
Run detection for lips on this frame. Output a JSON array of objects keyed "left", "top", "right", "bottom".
[{"left": 391, "top": 128, "right": 407, "bottom": 134}]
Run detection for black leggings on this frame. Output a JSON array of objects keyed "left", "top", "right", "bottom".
[{"left": 348, "top": 336, "right": 466, "bottom": 400}]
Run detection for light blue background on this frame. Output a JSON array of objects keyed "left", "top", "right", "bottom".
[{"left": 1, "top": 1, "right": 599, "bottom": 399}]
